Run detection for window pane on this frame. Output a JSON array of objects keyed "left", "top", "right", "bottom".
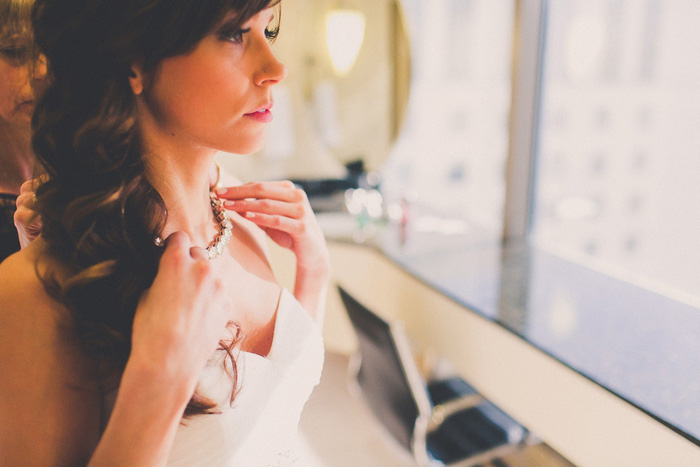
[
  {"left": 532, "top": 0, "right": 700, "bottom": 303},
  {"left": 382, "top": 0, "right": 515, "bottom": 238}
]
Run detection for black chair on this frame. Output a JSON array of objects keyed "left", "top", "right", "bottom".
[{"left": 338, "top": 286, "right": 531, "bottom": 466}]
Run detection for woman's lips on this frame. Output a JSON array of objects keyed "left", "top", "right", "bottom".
[
  {"left": 244, "top": 102, "right": 273, "bottom": 123},
  {"left": 243, "top": 108, "right": 273, "bottom": 123}
]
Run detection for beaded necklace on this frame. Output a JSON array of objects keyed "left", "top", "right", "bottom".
[{"left": 154, "top": 194, "right": 233, "bottom": 260}]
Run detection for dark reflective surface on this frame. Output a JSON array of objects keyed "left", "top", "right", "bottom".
[{"left": 326, "top": 217, "right": 700, "bottom": 446}]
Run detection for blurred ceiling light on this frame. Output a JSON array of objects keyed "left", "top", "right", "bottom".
[{"left": 326, "top": 9, "right": 366, "bottom": 76}]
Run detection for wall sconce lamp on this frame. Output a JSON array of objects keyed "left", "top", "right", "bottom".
[{"left": 326, "top": 9, "right": 366, "bottom": 76}]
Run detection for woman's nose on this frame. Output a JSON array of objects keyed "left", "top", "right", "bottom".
[
  {"left": 28, "top": 54, "right": 49, "bottom": 96},
  {"left": 254, "top": 47, "right": 288, "bottom": 87}
]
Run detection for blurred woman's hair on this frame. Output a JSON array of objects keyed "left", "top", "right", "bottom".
[{"left": 31, "top": 0, "right": 280, "bottom": 416}]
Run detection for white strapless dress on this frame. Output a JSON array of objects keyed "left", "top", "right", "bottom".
[{"left": 106, "top": 288, "right": 325, "bottom": 466}]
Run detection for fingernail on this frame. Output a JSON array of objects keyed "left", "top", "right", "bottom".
[
  {"left": 245, "top": 212, "right": 255, "bottom": 219},
  {"left": 215, "top": 188, "right": 227, "bottom": 196},
  {"left": 223, "top": 200, "right": 235, "bottom": 208}
]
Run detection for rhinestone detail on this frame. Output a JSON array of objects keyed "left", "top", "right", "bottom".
[{"left": 154, "top": 194, "right": 232, "bottom": 260}]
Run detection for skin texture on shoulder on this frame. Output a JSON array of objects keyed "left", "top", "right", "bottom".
[{"left": 0, "top": 240, "right": 101, "bottom": 465}]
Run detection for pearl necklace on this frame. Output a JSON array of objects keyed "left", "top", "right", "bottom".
[{"left": 154, "top": 194, "right": 233, "bottom": 260}]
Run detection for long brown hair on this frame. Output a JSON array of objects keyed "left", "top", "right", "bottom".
[{"left": 31, "top": 0, "right": 280, "bottom": 416}]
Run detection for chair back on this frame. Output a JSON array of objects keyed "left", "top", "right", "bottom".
[{"left": 338, "top": 286, "right": 432, "bottom": 453}]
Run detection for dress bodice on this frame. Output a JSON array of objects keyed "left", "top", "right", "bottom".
[{"left": 105, "top": 288, "right": 325, "bottom": 466}]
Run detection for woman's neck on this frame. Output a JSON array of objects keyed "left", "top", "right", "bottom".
[
  {"left": 144, "top": 150, "right": 219, "bottom": 250},
  {"left": 0, "top": 122, "right": 35, "bottom": 195}
]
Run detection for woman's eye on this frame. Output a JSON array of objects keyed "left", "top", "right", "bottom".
[
  {"left": 0, "top": 46, "right": 30, "bottom": 63},
  {"left": 265, "top": 27, "right": 279, "bottom": 42},
  {"left": 219, "top": 27, "right": 250, "bottom": 44},
  {"left": 217, "top": 25, "right": 279, "bottom": 45}
]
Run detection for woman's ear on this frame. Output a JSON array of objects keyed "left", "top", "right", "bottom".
[{"left": 128, "top": 62, "right": 145, "bottom": 95}]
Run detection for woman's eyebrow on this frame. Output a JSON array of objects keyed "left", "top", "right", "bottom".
[
  {"left": 217, "top": 17, "right": 237, "bottom": 30},
  {"left": 1, "top": 33, "right": 31, "bottom": 45},
  {"left": 214, "top": 10, "right": 240, "bottom": 30}
]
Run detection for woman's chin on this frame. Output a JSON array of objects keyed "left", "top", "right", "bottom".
[{"left": 225, "top": 138, "right": 267, "bottom": 156}]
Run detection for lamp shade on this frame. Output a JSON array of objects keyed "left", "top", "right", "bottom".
[{"left": 326, "top": 9, "right": 366, "bottom": 76}]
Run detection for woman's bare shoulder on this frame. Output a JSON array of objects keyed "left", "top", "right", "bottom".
[
  {"left": 0, "top": 239, "right": 71, "bottom": 342},
  {"left": 0, "top": 239, "right": 100, "bottom": 463},
  {"left": 2, "top": 242, "right": 43, "bottom": 295},
  {"left": 0, "top": 239, "right": 55, "bottom": 308}
]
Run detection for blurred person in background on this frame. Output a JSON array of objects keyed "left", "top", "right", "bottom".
[{"left": 0, "top": 0, "right": 45, "bottom": 260}]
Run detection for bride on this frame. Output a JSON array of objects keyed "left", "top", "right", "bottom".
[{"left": 0, "top": 0, "right": 330, "bottom": 465}]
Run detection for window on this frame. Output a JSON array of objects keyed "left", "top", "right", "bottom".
[
  {"left": 383, "top": 0, "right": 515, "bottom": 238},
  {"left": 379, "top": 0, "right": 700, "bottom": 446},
  {"left": 532, "top": 0, "right": 700, "bottom": 305}
]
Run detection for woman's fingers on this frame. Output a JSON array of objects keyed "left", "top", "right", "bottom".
[
  {"left": 216, "top": 181, "right": 309, "bottom": 227},
  {"left": 18, "top": 174, "right": 47, "bottom": 196},
  {"left": 159, "top": 230, "right": 191, "bottom": 259},
  {"left": 215, "top": 180, "right": 302, "bottom": 203},
  {"left": 132, "top": 230, "right": 231, "bottom": 374},
  {"left": 237, "top": 211, "right": 305, "bottom": 235},
  {"left": 213, "top": 180, "right": 329, "bottom": 318},
  {"left": 214, "top": 180, "right": 328, "bottom": 277},
  {"left": 14, "top": 177, "right": 45, "bottom": 248},
  {"left": 223, "top": 198, "right": 305, "bottom": 219}
]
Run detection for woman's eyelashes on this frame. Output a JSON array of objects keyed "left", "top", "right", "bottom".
[
  {"left": 217, "top": 26, "right": 249, "bottom": 44},
  {"left": 217, "top": 26, "right": 279, "bottom": 44},
  {"left": 0, "top": 45, "right": 31, "bottom": 64},
  {"left": 265, "top": 26, "right": 279, "bottom": 41}
]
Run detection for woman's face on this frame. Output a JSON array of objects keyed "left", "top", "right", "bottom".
[
  {"left": 0, "top": 37, "right": 38, "bottom": 128},
  {"left": 138, "top": 7, "right": 287, "bottom": 156}
]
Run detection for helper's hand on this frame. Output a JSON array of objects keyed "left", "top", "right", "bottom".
[
  {"left": 131, "top": 232, "right": 232, "bottom": 384},
  {"left": 14, "top": 176, "right": 45, "bottom": 248},
  {"left": 93, "top": 232, "right": 232, "bottom": 465}
]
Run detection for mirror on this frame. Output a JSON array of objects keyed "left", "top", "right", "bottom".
[{"left": 216, "top": 0, "right": 411, "bottom": 182}]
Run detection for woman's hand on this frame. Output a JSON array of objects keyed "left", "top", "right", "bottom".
[
  {"left": 14, "top": 176, "right": 45, "bottom": 248},
  {"left": 216, "top": 181, "right": 330, "bottom": 276},
  {"left": 93, "top": 232, "right": 232, "bottom": 466},
  {"left": 215, "top": 181, "right": 330, "bottom": 322},
  {"left": 131, "top": 231, "right": 231, "bottom": 382}
]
